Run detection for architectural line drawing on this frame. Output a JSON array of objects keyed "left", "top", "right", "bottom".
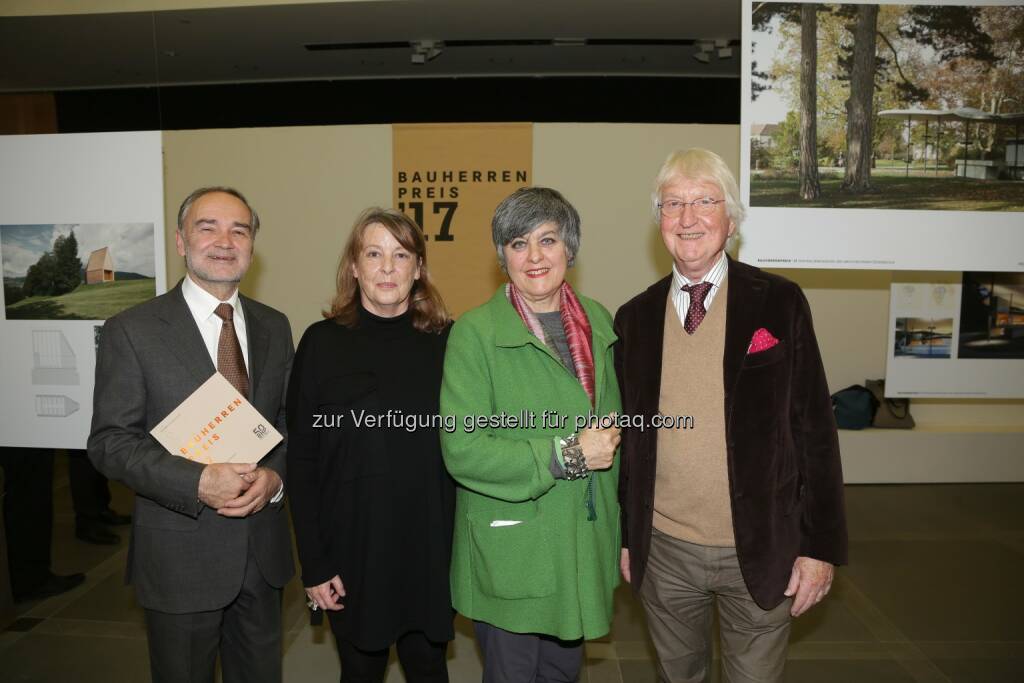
[
  {"left": 31, "top": 329, "right": 80, "bottom": 385},
  {"left": 35, "top": 394, "right": 80, "bottom": 417}
]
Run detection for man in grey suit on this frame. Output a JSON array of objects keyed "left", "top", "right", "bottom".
[{"left": 88, "top": 187, "right": 294, "bottom": 683}]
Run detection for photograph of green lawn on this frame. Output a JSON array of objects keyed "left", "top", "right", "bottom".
[
  {"left": 752, "top": 173, "right": 1024, "bottom": 210},
  {"left": 6, "top": 279, "right": 156, "bottom": 320}
]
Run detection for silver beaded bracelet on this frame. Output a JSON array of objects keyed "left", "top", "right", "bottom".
[{"left": 559, "top": 433, "right": 589, "bottom": 480}]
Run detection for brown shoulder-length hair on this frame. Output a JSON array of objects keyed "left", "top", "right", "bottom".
[{"left": 324, "top": 207, "right": 450, "bottom": 333}]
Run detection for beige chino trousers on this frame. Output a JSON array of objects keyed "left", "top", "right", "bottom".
[{"left": 639, "top": 528, "right": 792, "bottom": 683}]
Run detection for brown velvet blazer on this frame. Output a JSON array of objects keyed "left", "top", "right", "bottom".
[{"left": 613, "top": 256, "right": 847, "bottom": 609}]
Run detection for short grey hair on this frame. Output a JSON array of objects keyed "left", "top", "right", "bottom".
[
  {"left": 491, "top": 187, "right": 581, "bottom": 271},
  {"left": 176, "top": 186, "right": 261, "bottom": 235},
  {"left": 652, "top": 149, "right": 745, "bottom": 248}
]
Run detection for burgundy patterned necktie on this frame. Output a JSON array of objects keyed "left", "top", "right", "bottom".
[
  {"left": 214, "top": 303, "right": 250, "bottom": 397},
  {"left": 680, "top": 282, "right": 714, "bottom": 335}
]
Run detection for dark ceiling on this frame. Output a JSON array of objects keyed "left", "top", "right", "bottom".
[{"left": 0, "top": 0, "right": 742, "bottom": 92}]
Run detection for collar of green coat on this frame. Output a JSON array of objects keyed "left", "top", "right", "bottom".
[{"left": 488, "top": 285, "right": 617, "bottom": 353}]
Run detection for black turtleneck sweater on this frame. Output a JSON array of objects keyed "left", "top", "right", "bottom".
[{"left": 286, "top": 305, "right": 454, "bottom": 650}]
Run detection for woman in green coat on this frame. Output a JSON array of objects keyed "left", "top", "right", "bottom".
[{"left": 440, "top": 187, "right": 622, "bottom": 682}]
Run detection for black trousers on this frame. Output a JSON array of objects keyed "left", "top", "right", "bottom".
[
  {"left": 0, "top": 447, "right": 54, "bottom": 598},
  {"left": 336, "top": 631, "right": 448, "bottom": 683},
  {"left": 473, "top": 621, "right": 583, "bottom": 683},
  {"left": 143, "top": 543, "right": 283, "bottom": 683},
  {"left": 66, "top": 448, "right": 112, "bottom": 522}
]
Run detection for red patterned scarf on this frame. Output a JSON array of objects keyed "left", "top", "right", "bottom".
[{"left": 506, "top": 281, "right": 596, "bottom": 406}]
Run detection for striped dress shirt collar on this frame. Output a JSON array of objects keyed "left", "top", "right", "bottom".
[{"left": 669, "top": 252, "right": 728, "bottom": 327}]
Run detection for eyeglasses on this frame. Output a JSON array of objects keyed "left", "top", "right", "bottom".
[{"left": 657, "top": 197, "right": 725, "bottom": 218}]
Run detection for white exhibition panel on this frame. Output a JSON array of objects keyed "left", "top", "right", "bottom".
[
  {"left": 739, "top": 0, "right": 1024, "bottom": 271},
  {"left": 885, "top": 280, "right": 1024, "bottom": 398},
  {"left": 739, "top": 207, "right": 1023, "bottom": 271},
  {"left": 0, "top": 131, "right": 166, "bottom": 449}
]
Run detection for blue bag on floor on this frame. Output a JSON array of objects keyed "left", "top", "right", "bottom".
[{"left": 831, "top": 385, "right": 878, "bottom": 430}]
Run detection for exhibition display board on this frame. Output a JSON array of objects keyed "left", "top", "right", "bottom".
[
  {"left": 392, "top": 123, "right": 532, "bottom": 316},
  {"left": 0, "top": 132, "right": 166, "bottom": 448},
  {"left": 886, "top": 275, "right": 1024, "bottom": 397}
]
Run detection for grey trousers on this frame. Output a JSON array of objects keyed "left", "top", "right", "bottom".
[
  {"left": 473, "top": 621, "right": 583, "bottom": 683},
  {"left": 639, "top": 529, "right": 791, "bottom": 683},
  {"left": 143, "top": 543, "right": 282, "bottom": 683}
]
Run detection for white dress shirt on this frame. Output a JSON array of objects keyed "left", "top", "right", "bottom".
[
  {"left": 181, "top": 275, "right": 282, "bottom": 502},
  {"left": 670, "top": 251, "right": 729, "bottom": 327}
]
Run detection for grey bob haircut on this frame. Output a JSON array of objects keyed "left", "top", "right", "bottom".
[{"left": 491, "top": 187, "right": 581, "bottom": 271}]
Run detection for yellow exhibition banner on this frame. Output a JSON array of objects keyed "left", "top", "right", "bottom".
[{"left": 392, "top": 123, "right": 532, "bottom": 316}]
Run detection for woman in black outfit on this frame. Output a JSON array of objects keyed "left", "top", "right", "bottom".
[{"left": 287, "top": 208, "right": 454, "bottom": 682}]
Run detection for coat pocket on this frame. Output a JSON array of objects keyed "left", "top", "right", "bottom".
[
  {"left": 741, "top": 341, "right": 786, "bottom": 368},
  {"left": 468, "top": 506, "right": 556, "bottom": 600}
]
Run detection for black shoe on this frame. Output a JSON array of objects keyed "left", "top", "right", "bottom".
[
  {"left": 97, "top": 508, "right": 132, "bottom": 526},
  {"left": 13, "top": 572, "right": 86, "bottom": 602},
  {"left": 75, "top": 523, "right": 121, "bottom": 545}
]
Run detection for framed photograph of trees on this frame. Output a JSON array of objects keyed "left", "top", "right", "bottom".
[{"left": 741, "top": 0, "right": 1024, "bottom": 270}]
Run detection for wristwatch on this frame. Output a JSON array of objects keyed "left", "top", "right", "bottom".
[{"left": 559, "top": 433, "right": 589, "bottom": 480}]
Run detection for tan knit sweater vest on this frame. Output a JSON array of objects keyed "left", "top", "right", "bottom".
[{"left": 653, "top": 277, "right": 735, "bottom": 547}]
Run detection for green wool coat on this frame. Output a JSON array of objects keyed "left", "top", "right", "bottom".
[{"left": 440, "top": 286, "right": 622, "bottom": 640}]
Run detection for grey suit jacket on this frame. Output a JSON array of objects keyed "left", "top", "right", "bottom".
[{"left": 88, "top": 281, "right": 295, "bottom": 613}]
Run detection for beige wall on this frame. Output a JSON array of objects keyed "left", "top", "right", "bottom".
[
  {"left": 160, "top": 123, "right": 1023, "bottom": 481},
  {"left": 534, "top": 123, "right": 737, "bottom": 307},
  {"left": 163, "top": 125, "right": 392, "bottom": 333}
]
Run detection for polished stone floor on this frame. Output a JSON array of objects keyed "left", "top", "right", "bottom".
[{"left": 1, "top": 459, "right": 1021, "bottom": 682}]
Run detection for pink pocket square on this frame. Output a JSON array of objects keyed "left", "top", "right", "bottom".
[{"left": 747, "top": 328, "right": 780, "bottom": 354}]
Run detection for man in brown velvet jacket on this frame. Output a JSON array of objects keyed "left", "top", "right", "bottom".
[{"left": 614, "top": 149, "right": 847, "bottom": 683}]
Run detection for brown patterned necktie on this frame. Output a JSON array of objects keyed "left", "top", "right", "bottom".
[
  {"left": 680, "top": 282, "right": 714, "bottom": 335},
  {"left": 214, "top": 302, "right": 250, "bottom": 397}
]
